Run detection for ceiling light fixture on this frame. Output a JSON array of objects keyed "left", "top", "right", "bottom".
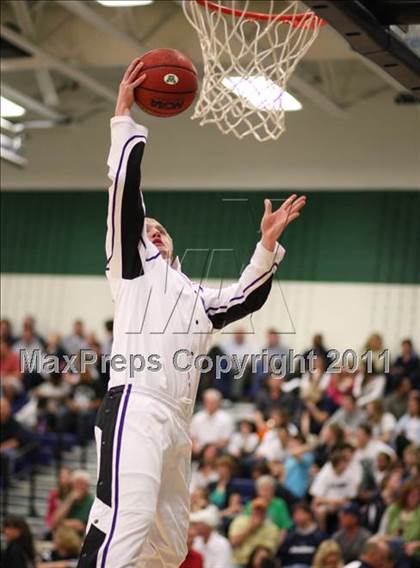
[
  {"left": 96, "top": 0, "right": 154, "bottom": 7},
  {"left": 222, "top": 75, "right": 302, "bottom": 112},
  {"left": 0, "top": 96, "right": 26, "bottom": 118}
]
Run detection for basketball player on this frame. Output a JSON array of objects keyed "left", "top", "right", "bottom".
[{"left": 77, "top": 57, "right": 306, "bottom": 568}]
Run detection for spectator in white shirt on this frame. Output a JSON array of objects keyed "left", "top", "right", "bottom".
[
  {"left": 310, "top": 451, "right": 359, "bottom": 532},
  {"left": 227, "top": 419, "right": 259, "bottom": 460},
  {"left": 190, "top": 507, "right": 233, "bottom": 568},
  {"left": 353, "top": 370, "right": 385, "bottom": 408},
  {"left": 191, "top": 389, "right": 234, "bottom": 456}
]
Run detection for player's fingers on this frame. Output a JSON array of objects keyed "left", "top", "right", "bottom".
[
  {"left": 281, "top": 194, "right": 297, "bottom": 212},
  {"left": 264, "top": 199, "right": 272, "bottom": 216},
  {"left": 128, "top": 61, "right": 144, "bottom": 83},
  {"left": 290, "top": 196, "right": 306, "bottom": 213},
  {"left": 286, "top": 212, "right": 300, "bottom": 224},
  {"left": 123, "top": 57, "right": 142, "bottom": 80},
  {"left": 132, "top": 73, "right": 147, "bottom": 88}
]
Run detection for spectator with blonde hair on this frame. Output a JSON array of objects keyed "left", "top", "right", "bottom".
[{"left": 312, "top": 539, "right": 343, "bottom": 568}]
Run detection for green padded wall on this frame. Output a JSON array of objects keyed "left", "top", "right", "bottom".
[{"left": 1, "top": 190, "right": 419, "bottom": 284}]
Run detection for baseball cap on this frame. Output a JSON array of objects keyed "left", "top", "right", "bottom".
[{"left": 190, "top": 506, "right": 219, "bottom": 528}]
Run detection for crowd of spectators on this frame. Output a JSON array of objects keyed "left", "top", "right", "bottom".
[{"left": 1, "top": 317, "right": 420, "bottom": 568}]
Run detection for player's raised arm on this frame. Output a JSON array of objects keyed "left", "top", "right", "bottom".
[
  {"left": 201, "top": 195, "right": 306, "bottom": 329},
  {"left": 105, "top": 59, "right": 148, "bottom": 280}
]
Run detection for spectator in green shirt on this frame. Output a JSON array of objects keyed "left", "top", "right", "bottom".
[
  {"left": 243, "top": 475, "right": 292, "bottom": 537},
  {"left": 50, "top": 469, "right": 94, "bottom": 535}
]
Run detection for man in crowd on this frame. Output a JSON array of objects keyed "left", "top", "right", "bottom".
[
  {"left": 190, "top": 507, "right": 232, "bottom": 568},
  {"left": 277, "top": 502, "right": 325, "bottom": 567},
  {"left": 50, "top": 470, "right": 94, "bottom": 535},
  {"left": 333, "top": 503, "right": 371, "bottom": 564},
  {"left": 229, "top": 498, "right": 280, "bottom": 566},
  {"left": 190, "top": 389, "right": 234, "bottom": 456}
]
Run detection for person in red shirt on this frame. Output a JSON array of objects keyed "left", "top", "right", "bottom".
[
  {"left": 0, "top": 340, "right": 22, "bottom": 401},
  {"left": 180, "top": 526, "right": 203, "bottom": 568}
]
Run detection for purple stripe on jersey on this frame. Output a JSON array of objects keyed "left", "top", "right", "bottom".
[
  {"left": 100, "top": 383, "right": 132, "bottom": 568},
  {"left": 205, "top": 262, "right": 278, "bottom": 314},
  {"left": 146, "top": 251, "right": 160, "bottom": 262},
  {"left": 106, "top": 135, "right": 147, "bottom": 266}
]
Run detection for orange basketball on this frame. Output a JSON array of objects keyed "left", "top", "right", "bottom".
[{"left": 134, "top": 48, "right": 198, "bottom": 117}]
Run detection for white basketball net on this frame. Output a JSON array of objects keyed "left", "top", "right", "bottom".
[{"left": 183, "top": 0, "right": 323, "bottom": 142}]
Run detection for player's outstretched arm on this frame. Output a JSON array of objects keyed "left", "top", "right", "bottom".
[
  {"left": 105, "top": 59, "right": 149, "bottom": 281},
  {"left": 200, "top": 195, "right": 306, "bottom": 329}
]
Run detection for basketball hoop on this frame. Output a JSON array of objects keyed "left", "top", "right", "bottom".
[{"left": 183, "top": 1, "right": 325, "bottom": 142}]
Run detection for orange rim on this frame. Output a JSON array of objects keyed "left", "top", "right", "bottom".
[{"left": 195, "top": 0, "right": 326, "bottom": 28}]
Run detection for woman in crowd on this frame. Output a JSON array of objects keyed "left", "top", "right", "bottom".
[
  {"left": 366, "top": 399, "right": 397, "bottom": 444},
  {"left": 312, "top": 539, "right": 344, "bottom": 568},
  {"left": 394, "top": 391, "right": 420, "bottom": 456},
  {"left": 1, "top": 516, "right": 36, "bottom": 568},
  {"left": 246, "top": 546, "right": 276, "bottom": 568},
  {"left": 190, "top": 443, "right": 220, "bottom": 492},
  {"left": 313, "top": 423, "right": 345, "bottom": 469},
  {"left": 383, "top": 478, "right": 420, "bottom": 548},
  {"left": 209, "top": 455, "right": 237, "bottom": 510}
]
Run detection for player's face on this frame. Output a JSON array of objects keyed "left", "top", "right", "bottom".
[{"left": 146, "top": 218, "right": 173, "bottom": 260}]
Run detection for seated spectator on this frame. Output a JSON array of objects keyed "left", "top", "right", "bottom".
[
  {"left": 362, "top": 468, "right": 403, "bottom": 534},
  {"left": 61, "top": 368, "right": 104, "bottom": 445},
  {"left": 353, "top": 368, "right": 385, "bottom": 408},
  {"left": 0, "top": 397, "right": 24, "bottom": 483},
  {"left": 227, "top": 419, "right": 260, "bottom": 461},
  {"left": 1, "top": 339, "right": 23, "bottom": 403},
  {"left": 246, "top": 546, "right": 275, "bottom": 568},
  {"left": 190, "top": 444, "right": 220, "bottom": 491},
  {"left": 256, "top": 375, "right": 298, "bottom": 422},
  {"left": 283, "top": 433, "right": 314, "bottom": 499},
  {"left": 383, "top": 478, "right": 420, "bottom": 547},
  {"left": 62, "top": 320, "right": 87, "bottom": 357},
  {"left": 394, "top": 391, "right": 420, "bottom": 455},
  {"left": 50, "top": 469, "right": 94, "bottom": 535},
  {"left": 353, "top": 424, "right": 395, "bottom": 467},
  {"left": 209, "top": 456, "right": 236, "bottom": 510},
  {"left": 243, "top": 475, "right": 292, "bottom": 535},
  {"left": 191, "top": 488, "right": 214, "bottom": 513},
  {"left": 45, "top": 467, "right": 73, "bottom": 532},
  {"left": 362, "top": 334, "right": 387, "bottom": 375},
  {"left": 325, "top": 367, "right": 356, "bottom": 408},
  {"left": 327, "top": 394, "right": 366, "bottom": 436},
  {"left": 190, "top": 507, "right": 233, "bottom": 568},
  {"left": 391, "top": 339, "right": 420, "bottom": 387},
  {"left": 0, "top": 318, "right": 16, "bottom": 346},
  {"left": 1, "top": 515, "right": 36, "bottom": 568},
  {"left": 314, "top": 423, "right": 345, "bottom": 469},
  {"left": 251, "top": 328, "right": 291, "bottom": 397},
  {"left": 222, "top": 328, "right": 256, "bottom": 401},
  {"left": 300, "top": 371, "right": 337, "bottom": 438},
  {"left": 300, "top": 355, "right": 330, "bottom": 398},
  {"left": 277, "top": 502, "right": 325, "bottom": 567},
  {"left": 385, "top": 377, "right": 412, "bottom": 420},
  {"left": 40, "top": 525, "right": 81, "bottom": 564},
  {"left": 365, "top": 400, "right": 397, "bottom": 444},
  {"left": 355, "top": 537, "right": 394, "bottom": 568},
  {"left": 229, "top": 498, "right": 280, "bottom": 567},
  {"left": 190, "top": 389, "right": 234, "bottom": 456},
  {"left": 302, "top": 334, "right": 332, "bottom": 372},
  {"left": 333, "top": 504, "right": 371, "bottom": 564},
  {"left": 45, "top": 333, "right": 68, "bottom": 369},
  {"left": 402, "top": 444, "right": 420, "bottom": 479},
  {"left": 13, "top": 325, "right": 44, "bottom": 390},
  {"left": 312, "top": 539, "right": 344, "bottom": 568},
  {"left": 310, "top": 451, "right": 359, "bottom": 532},
  {"left": 179, "top": 525, "right": 204, "bottom": 568}
]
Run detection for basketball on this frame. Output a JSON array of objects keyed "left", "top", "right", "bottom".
[{"left": 134, "top": 48, "right": 198, "bottom": 117}]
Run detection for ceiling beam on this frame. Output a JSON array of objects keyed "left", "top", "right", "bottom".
[
  {"left": 0, "top": 24, "right": 118, "bottom": 104},
  {"left": 1, "top": 83, "right": 66, "bottom": 122},
  {"left": 1, "top": 57, "right": 51, "bottom": 72},
  {"left": 58, "top": 0, "right": 144, "bottom": 52},
  {"left": 10, "top": 0, "right": 60, "bottom": 108}
]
